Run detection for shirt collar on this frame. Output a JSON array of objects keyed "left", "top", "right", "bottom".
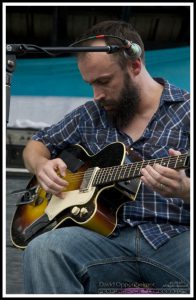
[{"left": 155, "top": 77, "right": 187, "bottom": 103}]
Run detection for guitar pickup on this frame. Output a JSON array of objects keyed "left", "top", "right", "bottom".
[{"left": 80, "top": 167, "right": 100, "bottom": 192}]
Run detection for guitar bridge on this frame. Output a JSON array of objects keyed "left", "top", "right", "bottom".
[{"left": 80, "top": 167, "right": 100, "bottom": 193}]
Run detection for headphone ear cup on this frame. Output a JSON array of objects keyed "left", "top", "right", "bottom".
[{"left": 124, "top": 43, "right": 142, "bottom": 61}]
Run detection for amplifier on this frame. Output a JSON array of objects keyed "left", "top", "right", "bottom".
[
  {"left": 6, "top": 128, "right": 38, "bottom": 168},
  {"left": 6, "top": 128, "right": 38, "bottom": 146},
  {"left": 6, "top": 144, "right": 25, "bottom": 168}
]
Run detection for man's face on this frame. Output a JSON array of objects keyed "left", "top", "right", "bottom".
[{"left": 78, "top": 43, "right": 140, "bottom": 128}]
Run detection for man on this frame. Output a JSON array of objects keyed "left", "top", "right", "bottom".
[{"left": 22, "top": 20, "right": 190, "bottom": 294}]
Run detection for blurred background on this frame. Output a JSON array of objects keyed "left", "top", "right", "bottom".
[
  {"left": 6, "top": 6, "right": 190, "bottom": 49},
  {"left": 5, "top": 4, "right": 191, "bottom": 295}
]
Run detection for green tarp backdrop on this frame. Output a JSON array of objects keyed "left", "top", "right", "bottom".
[{"left": 11, "top": 47, "right": 190, "bottom": 97}]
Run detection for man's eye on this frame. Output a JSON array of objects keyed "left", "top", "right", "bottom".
[{"left": 99, "top": 80, "right": 109, "bottom": 85}]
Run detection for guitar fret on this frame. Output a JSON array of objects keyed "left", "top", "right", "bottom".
[
  {"left": 161, "top": 158, "right": 168, "bottom": 167},
  {"left": 177, "top": 156, "right": 186, "bottom": 167},
  {"left": 115, "top": 165, "right": 124, "bottom": 181},
  {"left": 105, "top": 166, "right": 116, "bottom": 183},
  {"left": 111, "top": 166, "right": 119, "bottom": 182},
  {"left": 100, "top": 168, "right": 108, "bottom": 183},
  {"left": 94, "top": 168, "right": 101, "bottom": 184},
  {"left": 168, "top": 157, "right": 176, "bottom": 168},
  {"left": 135, "top": 162, "right": 143, "bottom": 176}
]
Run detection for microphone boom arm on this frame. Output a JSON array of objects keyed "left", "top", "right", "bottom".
[{"left": 6, "top": 44, "right": 121, "bottom": 56}]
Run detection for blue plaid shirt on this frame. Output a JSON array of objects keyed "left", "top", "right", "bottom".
[{"left": 32, "top": 78, "right": 190, "bottom": 249}]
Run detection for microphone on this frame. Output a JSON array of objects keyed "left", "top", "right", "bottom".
[
  {"left": 93, "top": 35, "right": 142, "bottom": 61},
  {"left": 122, "top": 39, "right": 142, "bottom": 60}
]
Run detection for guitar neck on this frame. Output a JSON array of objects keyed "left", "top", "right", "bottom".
[{"left": 93, "top": 153, "right": 190, "bottom": 186}]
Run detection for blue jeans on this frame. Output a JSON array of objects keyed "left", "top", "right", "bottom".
[{"left": 23, "top": 225, "right": 190, "bottom": 294}]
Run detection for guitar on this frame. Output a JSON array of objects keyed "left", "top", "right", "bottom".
[{"left": 10, "top": 142, "right": 190, "bottom": 249}]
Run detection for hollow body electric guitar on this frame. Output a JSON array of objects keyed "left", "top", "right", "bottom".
[{"left": 10, "top": 142, "right": 190, "bottom": 249}]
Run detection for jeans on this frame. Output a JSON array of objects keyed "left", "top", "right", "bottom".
[{"left": 23, "top": 225, "right": 190, "bottom": 294}]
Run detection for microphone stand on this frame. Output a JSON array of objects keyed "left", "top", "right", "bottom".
[
  {"left": 6, "top": 54, "right": 16, "bottom": 124},
  {"left": 5, "top": 43, "right": 120, "bottom": 125}
]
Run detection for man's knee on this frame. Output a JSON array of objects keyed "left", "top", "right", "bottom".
[{"left": 24, "top": 226, "right": 91, "bottom": 258}]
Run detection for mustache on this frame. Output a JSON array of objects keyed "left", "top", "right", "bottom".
[{"left": 98, "top": 99, "right": 117, "bottom": 107}]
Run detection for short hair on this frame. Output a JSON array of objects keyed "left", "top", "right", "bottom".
[{"left": 75, "top": 20, "right": 145, "bottom": 67}]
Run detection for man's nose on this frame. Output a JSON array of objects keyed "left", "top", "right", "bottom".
[{"left": 93, "top": 86, "right": 105, "bottom": 102}]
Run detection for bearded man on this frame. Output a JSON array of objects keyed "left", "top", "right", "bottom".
[{"left": 22, "top": 20, "right": 190, "bottom": 294}]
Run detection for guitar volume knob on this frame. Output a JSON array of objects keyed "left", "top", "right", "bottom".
[
  {"left": 71, "top": 206, "right": 80, "bottom": 215},
  {"left": 80, "top": 207, "right": 88, "bottom": 215}
]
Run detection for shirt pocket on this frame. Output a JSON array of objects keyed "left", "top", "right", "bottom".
[
  {"left": 147, "top": 129, "right": 189, "bottom": 154},
  {"left": 140, "top": 129, "right": 189, "bottom": 160}
]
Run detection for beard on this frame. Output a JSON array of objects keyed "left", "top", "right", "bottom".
[{"left": 99, "top": 72, "right": 141, "bottom": 129}]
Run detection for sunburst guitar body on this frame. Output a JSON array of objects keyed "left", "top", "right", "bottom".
[{"left": 10, "top": 142, "right": 189, "bottom": 249}]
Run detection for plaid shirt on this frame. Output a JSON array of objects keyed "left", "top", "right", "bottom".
[{"left": 32, "top": 78, "right": 190, "bottom": 249}]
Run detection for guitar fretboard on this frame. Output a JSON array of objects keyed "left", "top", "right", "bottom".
[{"left": 93, "top": 154, "right": 189, "bottom": 186}]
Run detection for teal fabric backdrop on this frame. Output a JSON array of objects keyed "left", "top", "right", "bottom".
[{"left": 11, "top": 47, "right": 190, "bottom": 97}]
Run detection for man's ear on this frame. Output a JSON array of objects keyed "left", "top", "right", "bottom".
[{"left": 127, "top": 58, "right": 142, "bottom": 76}]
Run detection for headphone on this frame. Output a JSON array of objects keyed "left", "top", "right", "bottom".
[{"left": 69, "top": 34, "right": 142, "bottom": 61}]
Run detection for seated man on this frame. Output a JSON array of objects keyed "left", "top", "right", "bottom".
[{"left": 22, "top": 20, "right": 190, "bottom": 294}]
